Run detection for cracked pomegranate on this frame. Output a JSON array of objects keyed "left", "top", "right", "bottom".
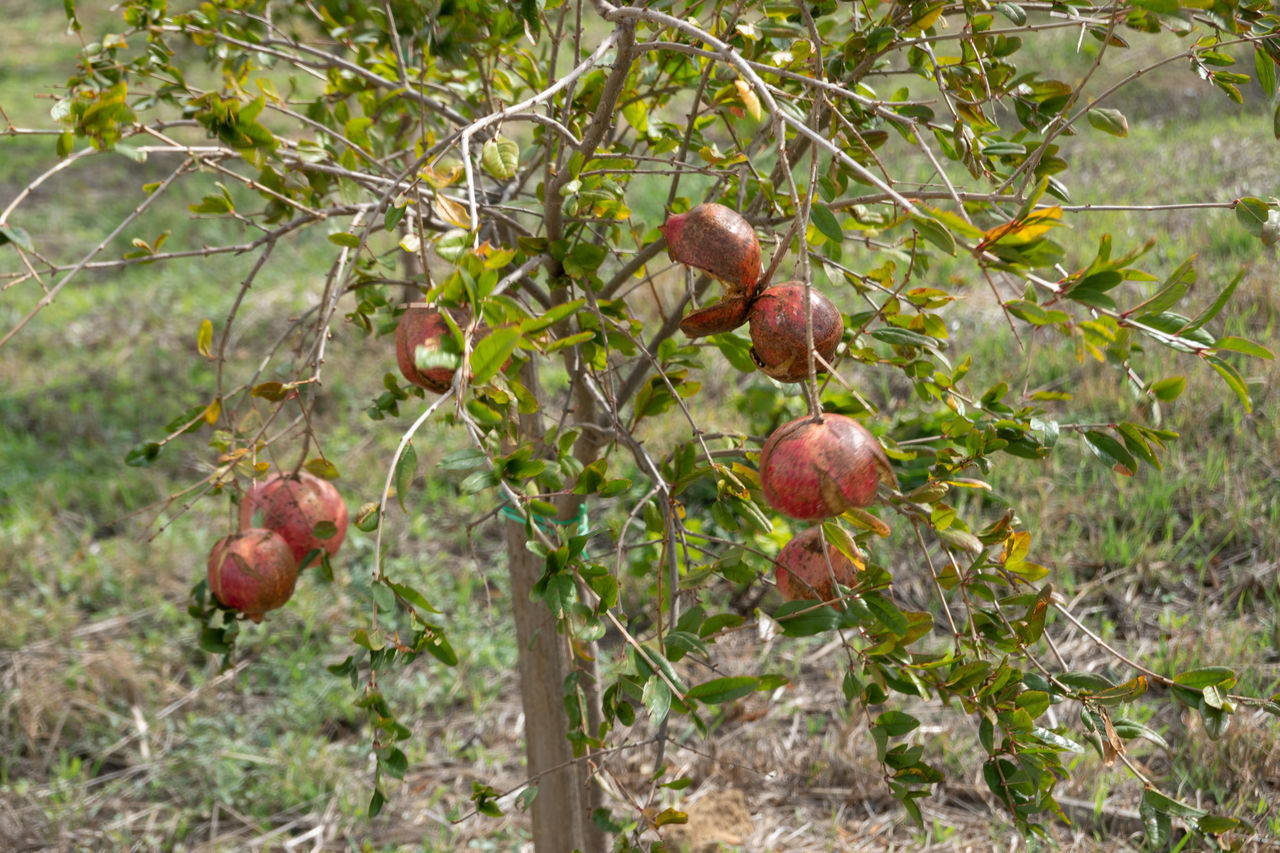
[
  {"left": 748, "top": 282, "right": 843, "bottom": 381},
  {"left": 207, "top": 528, "right": 299, "bottom": 622},
  {"left": 662, "top": 203, "right": 762, "bottom": 337}
]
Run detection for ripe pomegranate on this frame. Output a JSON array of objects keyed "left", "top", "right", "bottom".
[
  {"left": 207, "top": 528, "right": 299, "bottom": 622},
  {"left": 759, "top": 414, "right": 894, "bottom": 520},
  {"left": 254, "top": 472, "right": 349, "bottom": 568},
  {"left": 395, "top": 303, "right": 461, "bottom": 393},
  {"left": 678, "top": 294, "right": 753, "bottom": 338},
  {"left": 660, "top": 203, "right": 762, "bottom": 296},
  {"left": 748, "top": 282, "right": 844, "bottom": 381},
  {"left": 774, "top": 527, "right": 863, "bottom": 602}
]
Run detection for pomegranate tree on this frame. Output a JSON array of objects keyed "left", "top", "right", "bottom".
[
  {"left": 206, "top": 528, "right": 299, "bottom": 622},
  {"left": 748, "top": 282, "right": 844, "bottom": 382},
  {"left": 759, "top": 413, "right": 894, "bottom": 520},
  {"left": 774, "top": 527, "right": 863, "bottom": 602}
]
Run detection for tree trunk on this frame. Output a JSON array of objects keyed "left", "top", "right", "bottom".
[{"left": 505, "top": 514, "right": 604, "bottom": 853}]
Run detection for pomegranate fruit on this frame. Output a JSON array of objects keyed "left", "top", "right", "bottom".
[
  {"left": 774, "top": 527, "right": 863, "bottom": 602},
  {"left": 759, "top": 414, "right": 894, "bottom": 520},
  {"left": 748, "top": 282, "right": 843, "bottom": 382},
  {"left": 678, "top": 294, "right": 753, "bottom": 338},
  {"left": 660, "top": 203, "right": 762, "bottom": 296},
  {"left": 395, "top": 303, "right": 461, "bottom": 393},
  {"left": 207, "top": 528, "right": 299, "bottom": 622},
  {"left": 256, "top": 472, "right": 349, "bottom": 568}
]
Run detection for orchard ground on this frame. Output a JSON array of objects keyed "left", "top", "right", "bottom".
[{"left": 1, "top": 2, "right": 1279, "bottom": 851}]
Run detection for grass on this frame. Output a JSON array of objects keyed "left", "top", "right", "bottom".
[{"left": 1, "top": 5, "right": 1279, "bottom": 852}]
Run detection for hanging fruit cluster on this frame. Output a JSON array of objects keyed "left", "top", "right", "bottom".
[
  {"left": 207, "top": 471, "right": 350, "bottom": 622},
  {"left": 663, "top": 203, "right": 895, "bottom": 603}
]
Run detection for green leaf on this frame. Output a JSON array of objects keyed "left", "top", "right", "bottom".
[
  {"left": 1031, "top": 727, "right": 1084, "bottom": 753},
  {"left": 564, "top": 243, "right": 608, "bottom": 277},
  {"left": 995, "top": 2, "right": 1027, "bottom": 24},
  {"left": 1058, "top": 671, "right": 1115, "bottom": 691},
  {"left": 810, "top": 204, "right": 844, "bottom": 244},
  {"left": 328, "top": 231, "right": 363, "bottom": 248},
  {"left": 1148, "top": 376, "right": 1185, "bottom": 401},
  {"left": 521, "top": 299, "right": 585, "bottom": 334},
  {"left": 686, "top": 676, "right": 759, "bottom": 704},
  {"left": 1083, "top": 430, "right": 1138, "bottom": 475},
  {"left": 875, "top": 710, "right": 920, "bottom": 737},
  {"left": 1143, "top": 788, "right": 1207, "bottom": 821},
  {"left": 1214, "top": 335, "right": 1273, "bottom": 359},
  {"left": 1198, "top": 814, "right": 1242, "bottom": 835},
  {"left": 621, "top": 98, "right": 648, "bottom": 134},
  {"left": 1206, "top": 355, "right": 1251, "bottom": 412},
  {"left": 481, "top": 135, "right": 520, "bottom": 180},
  {"left": 199, "top": 626, "right": 232, "bottom": 654},
  {"left": 912, "top": 214, "right": 957, "bottom": 256},
  {"left": 864, "top": 592, "right": 909, "bottom": 635},
  {"left": 870, "top": 327, "right": 935, "bottom": 348},
  {"left": 394, "top": 443, "right": 418, "bottom": 511},
  {"left": 125, "top": 441, "right": 161, "bottom": 467},
  {"left": 1186, "top": 267, "right": 1244, "bottom": 332},
  {"left": 1109, "top": 716, "right": 1169, "bottom": 749},
  {"left": 642, "top": 675, "right": 672, "bottom": 723},
  {"left": 380, "top": 747, "right": 408, "bottom": 779},
  {"left": 367, "top": 788, "right": 386, "bottom": 818},
  {"left": 1086, "top": 107, "right": 1129, "bottom": 137},
  {"left": 1256, "top": 47, "right": 1278, "bottom": 97},
  {"left": 1173, "top": 666, "right": 1236, "bottom": 689},
  {"left": 471, "top": 327, "right": 521, "bottom": 385},
  {"left": 422, "top": 631, "right": 458, "bottom": 666},
  {"left": 774, "top": 601, "right": 842, "bottom": 637},
  {"left": 1139, "top": 796, "right": 1171, "bottom": 848},
  {"left": 1235, "top": 197, "right": 1271, "bottom": 238},
  {"left": 0, "top": 223, "right": 34, "bottom": 253},
  {"left": 1132, "top": 0, "right": 1179, "bottom": 13}
]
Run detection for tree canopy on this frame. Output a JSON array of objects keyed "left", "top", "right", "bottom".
[{"left": 3, "top": 0, "right": 1279, "bottom": 849}]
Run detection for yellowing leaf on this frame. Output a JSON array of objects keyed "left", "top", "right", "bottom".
[
  {"left": 305, "top": 458, "right": 340, "bottom": 480},
  {"left": 203, "top": 397, "right": 222, "bottom": 425},
  {"left": 197, "top": 319, "right": 214, "bottom": 359},
  {"left": 910, "top": 3, "right": 946, "bottom": 31},
  {"left": 434, "top": 194, "right": 472, "bottom": 230},
  {"left": 981, "top": 206, "right": 1063, "bottom": 247},
  {"left": 399, "top": 232, "right": 421, "bottom": 253},
  {"left": 421, "top": 163, "right": 461, "bottom": 188},
  {"left": 734, "top": 79, "right": 762, "bottom": 121}
]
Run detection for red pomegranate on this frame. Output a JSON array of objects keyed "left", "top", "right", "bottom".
[
  {"left": 395, "top": 303, "right": 460, "bottom": 393},
  {"left": 252, "top": 472, "right": 349, "bottom": 568},
  {"left": 759, "top": 414, "right": 893, "bottom": 520},
  {"left": 774, "top": 527, "right": 863, "bottom": 602},
  {"left": 660, "top": 203, "right": 761, "bottom": 296},
  {"left": 678, "top": 294, "right": 753, "bottom": 338},
  {"left": 207, "top": 528, "right": 299, "bottom": 622},
  {"left": 748, "top": 282, "right": 844, "bottom": 381}
]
